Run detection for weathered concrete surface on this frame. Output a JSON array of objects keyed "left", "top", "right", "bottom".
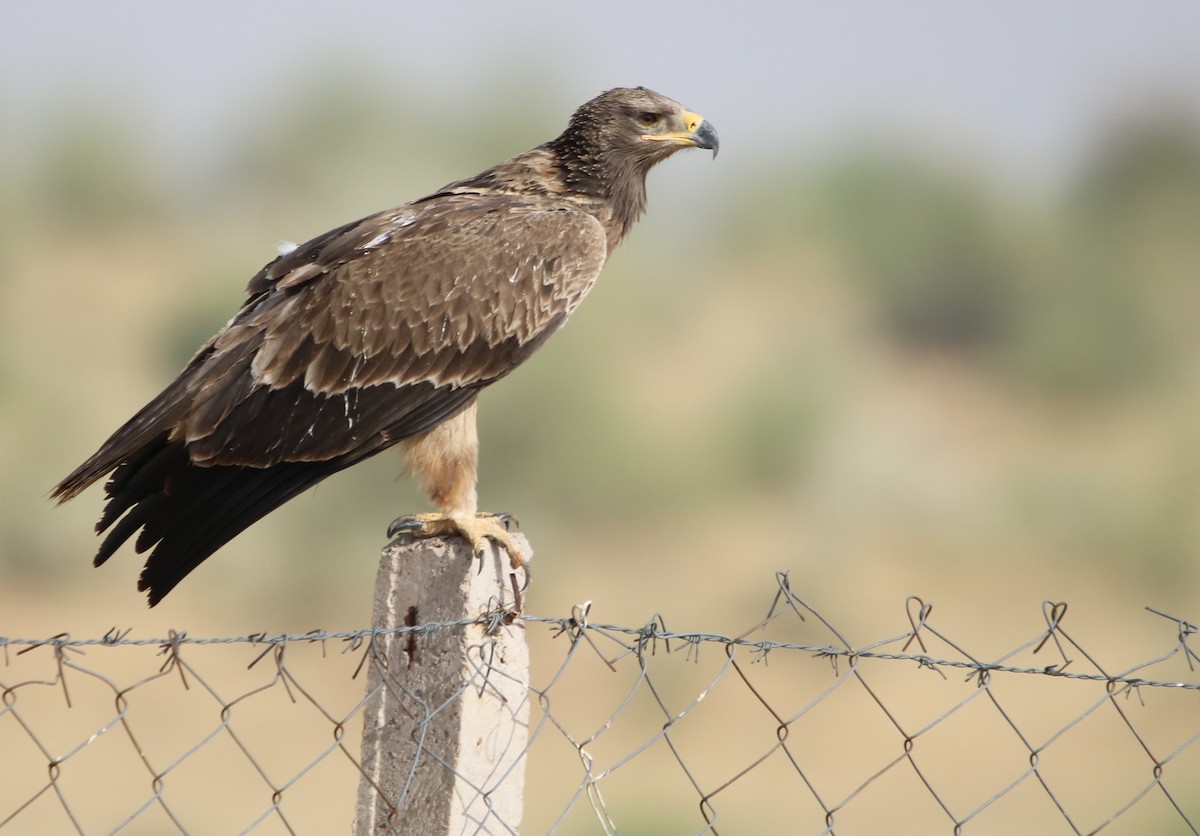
[{"left": 355, "top": 535, "right": 530, "bottom": 835}]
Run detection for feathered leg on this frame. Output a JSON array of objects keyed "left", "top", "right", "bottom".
[{"left": 391, "top": 402, "right": 528, "bottom": 572}]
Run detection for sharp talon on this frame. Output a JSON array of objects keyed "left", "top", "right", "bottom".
[
  {"left": 385, "top": 512, "right": 527, "bottom": 595},
  {"left": 510, "top": 553, "right": 530, "bottom": 583},
  {"left": 387, "top": 517, "right": 421, "bottom": 538},
  {"left": 493, "top": 512, "right": 520, "bottom": 531}
]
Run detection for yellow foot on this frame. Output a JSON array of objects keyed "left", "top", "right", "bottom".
[{"left": 387, "top": 512, "right": 528, "bottom": 575}]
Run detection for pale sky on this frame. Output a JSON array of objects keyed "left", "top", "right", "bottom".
[{"left": 5, "top": 1, "right": 1200, "bottom": 185}]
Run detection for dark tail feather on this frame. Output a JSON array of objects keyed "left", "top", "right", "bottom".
[
  {"left": 51, "top": 376, "right": 198, "bottom": 503},
  {"left": 95, "top": 436, "right": 382, "bottom": 606},
  {"left": 61, "top": 381, "right": 481, "bottom": 605},
  {"left": 95, "top": 441, "right": 182, "bottom": 543}
]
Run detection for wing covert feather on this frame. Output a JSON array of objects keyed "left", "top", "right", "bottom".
[{"left": 179, "top": 194, "right": 606, "bottom": 465}]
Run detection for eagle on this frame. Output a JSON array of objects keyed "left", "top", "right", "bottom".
[{"left": 52, "top": 86, "right": 718, "bottom": 606}]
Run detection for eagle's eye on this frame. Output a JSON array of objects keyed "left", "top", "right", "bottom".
[{"left": 637, "top": 112, "right": 660, "bottom": 126}]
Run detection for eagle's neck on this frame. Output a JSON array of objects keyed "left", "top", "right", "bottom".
[
  {"left": 441, "top": 144, "right": 647, "bottom": 254},
  {"left": 547, "top": 138, "right": 648, "bottom": 254}
]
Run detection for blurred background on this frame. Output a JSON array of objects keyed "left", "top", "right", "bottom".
[{"left": 2, "top": 1, "right": 1199, "bottom": 831}]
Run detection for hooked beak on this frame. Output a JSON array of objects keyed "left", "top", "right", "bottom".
[
  {"left": 642, "top": 110, "right": 720, "bottom": 158},
  {"left": 686, "top": 113, "right": 719, "bottom": 159}
]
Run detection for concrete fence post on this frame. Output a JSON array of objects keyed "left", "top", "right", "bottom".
[{"left": 354, "top": 535, "right": 530, "bottom": 835}]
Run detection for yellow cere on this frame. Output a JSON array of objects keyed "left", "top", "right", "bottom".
[{"left": 641, "top": 111, "right": 707, "bottom": 143}]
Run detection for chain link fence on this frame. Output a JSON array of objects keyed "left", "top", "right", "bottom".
[{"left": 2, "top": 574, "right": 1198, "bottom": 834}]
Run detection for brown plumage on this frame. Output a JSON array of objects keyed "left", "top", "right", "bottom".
[{"left": 52, "top": 86, "right": 718, "bottom": 606}]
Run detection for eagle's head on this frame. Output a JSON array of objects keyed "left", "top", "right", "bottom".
[{"left": 561, "top": 86, "right": 719, "bottom": 172}]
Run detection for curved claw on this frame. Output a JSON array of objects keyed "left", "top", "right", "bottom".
[
  {"left": 386, "top": 516, "right": 424, "bottom": 539},
  {"left": 491, "top": 512, "right": 520, "bottom": 531},
  {"left": 385, "top": 511, "right": 530, "bottom": 593}
]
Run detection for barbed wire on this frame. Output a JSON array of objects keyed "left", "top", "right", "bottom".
[{"left": 2, "top": 573, "right": 1197, "bottom": 833}]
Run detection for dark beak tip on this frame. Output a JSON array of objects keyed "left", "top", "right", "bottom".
[{"left": 695, "top": 120, "right": 719, "bottom": 160}]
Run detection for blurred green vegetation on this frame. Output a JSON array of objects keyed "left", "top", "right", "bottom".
[
  {"left": 2, "top": 71, "right": 1198, "bottom": 626},
  {"left": 737, "top": 117, "right": 1200, "bottom": 396},
  {"left": 800, "top": 153, "right": 1019, "bottom": 353},
  {"left": 23, "top": 104, "right": 171, "bottom": 232}
]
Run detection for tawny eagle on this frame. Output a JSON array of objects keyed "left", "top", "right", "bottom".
[{"left": 53, "top": 86, "right": 718, "bottom": 605}]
